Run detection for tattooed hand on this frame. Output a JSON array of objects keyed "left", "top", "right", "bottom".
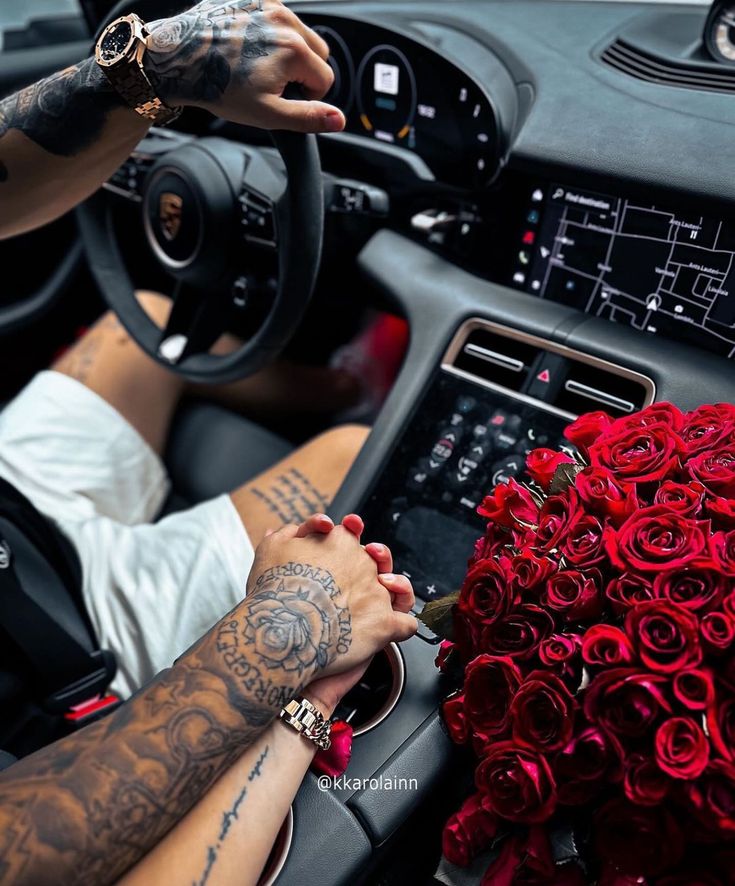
[
  {"left": 244, "top": 523, "right": 417, "bottom": 682},
  {"left": 144, "top": 0, "right": 344, "bottom": 133}
]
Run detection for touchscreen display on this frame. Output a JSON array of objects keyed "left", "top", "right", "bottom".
[{"left": 510, "top": 183, "right": 735, "bottom": 360}]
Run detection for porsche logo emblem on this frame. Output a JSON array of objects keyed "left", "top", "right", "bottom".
[{"left": 159, "top": 192, "right": 183, "bottom": 241}]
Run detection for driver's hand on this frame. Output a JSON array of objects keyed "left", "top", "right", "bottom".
[
  {"left": 144, "top": 0, "right": 345, "bottom": 134},
  {"left": 246, "top": 522, "right": 417, "bottom": 681}
]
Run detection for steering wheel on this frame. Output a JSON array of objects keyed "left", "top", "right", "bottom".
[{"left": 76, "top": 4, "right": 324, "bottom": 384}]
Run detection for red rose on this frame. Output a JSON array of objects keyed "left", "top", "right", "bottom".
[
  {"left": 655, "top": 716, "right": 709, "bottom": 779},
  {"left": 686, "top": 447, "right": 735, "bottom": 497},
  {"left": 510, "top": 670, "right": 575, "bottom": 752},
  {"left": 475, "top": 740, "right": 557, "bottom": 824},
  {"left": 582, "top": 624, "right": 636, "bottom": 668},
  {"left": 509, "top": 549, "right": 557, "bottom": 595},
  {"left": 478, "top": 477, "right": 539, "bottom": 529},
  {"left": 672, "top": 668, "right": 715, "bottom": 710},
  {"left": 575, "top": 466, "right": 633, "bottom": 525},
  {"left": 606, "top": 573, "right": 655, "bottom": 616},
  {"left": 584, "top": 668, "right": 672, "bottom": 738},
  {"left": 441, "top": 791, "right": 498, "bottom": 868},
  {"left": 463, "top": 654, "right": 522, "bottom": 737},
  {"left": 606, "top": 506, "right": 709, "bottom": 573},
  {"left": 686, "top": 761, "right": 735, "bottom": 838},
  {"left": 442, "top": 693, "right": 469, "bottom": 744},
  {"left": 623, "top": 753, "right": 670, "bottom": 806},
  {"left": 708, "top": 498, "right": 735, "bottom": 529},
  {"left": 615, "top": 401, "right": 685, "bottom": 432},
  {"left": 525, "top": 447, "right": 575, "bottom": 490},
  {"left": 711, "top": 530, "right": 735, "bottom": 575},
  {"left": 453, "top": 609, "right": 481, "bottom": 663},
  {"left": 653, "top": 564, "right": 726, "bottom": 613},
  {"left": 589, "top": 421, "right": 683, "bottom": 485},
  {"left": 653, "top": 480, "right": 706, "bottom": 517},
  {"left": 701, "top": 611, "right": 735, "bottom": 654},
  {"left": 681, "top": 403, "right": 735, "bottom": 456},
  {"left": 543, "top": 569, "right": 603, "bottom": 622},
  {"left": 470, "top": 523, "right": 508, "bottom": 565},
  {"left": 555, "top": 726, "right": 622, "bottom": 805},
  {"left": 534, "top": 492, "right": 577, "bottom": 553},
  {"left": 625, "top": 600, "right": 702, "bottom": 673},
  {"left": 708, "top": 696, "right": 735, "bottom": 763},
  {"left": 458, "top": 558, "right": 514, "bottom": 625},
  {"left": 482, "top": 603, "right": 553, "bottom": 660},
  {"left": 435, "top": 640, "right": 454, "bottom": 673},
  {"left": 562, "top": 512, "right": 606, "bottom": 568},
  {"left": 564, "top": 410, "right": 613, "bottom": 456},
  {"left": 538, "top": 633, "right": 582, "bottom": 677},
  {"left": 594, "top": 798, "right": 683, "bottom": 877}
]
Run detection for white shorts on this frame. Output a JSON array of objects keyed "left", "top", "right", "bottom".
[{"left": 0, "top": 371, "right": 255, "bottom": 698}]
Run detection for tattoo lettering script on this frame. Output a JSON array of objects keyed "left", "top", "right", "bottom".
[
  {"left": 145, "top": 0, "right": 277, "bottom": 106},
  {"left": 195, "top": 745, "right": 269, "bottom": 886},
  {"left": 250, "top": 467, "right": 329, "bottom": 525}
]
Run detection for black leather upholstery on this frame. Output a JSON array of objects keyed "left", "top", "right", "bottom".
[{"left": 162, "top": 401, "right": 293, "bottom": 514}]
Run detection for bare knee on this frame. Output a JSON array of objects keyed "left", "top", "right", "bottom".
[{"left": 135, "top": 290, "right": 172, "bottom": 326}]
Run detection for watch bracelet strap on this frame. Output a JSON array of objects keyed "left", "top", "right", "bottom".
[
  {"left": 279, "top": 696, "right": 332, "bottom": 750},
  {"left": 103, "top": 62, "right": 181, "bottom": 125}
]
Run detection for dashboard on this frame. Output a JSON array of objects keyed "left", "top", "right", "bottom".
[{"left": 301, "top": 14, "right": 503, "bottom": 188}]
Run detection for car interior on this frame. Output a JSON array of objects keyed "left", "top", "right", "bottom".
[{"left": 3, "top": 0, "right": 735, "bottom": 881}]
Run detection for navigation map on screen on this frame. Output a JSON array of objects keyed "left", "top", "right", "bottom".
[{"left": 521, "top": 184, "right": 735, "bottom": 360}]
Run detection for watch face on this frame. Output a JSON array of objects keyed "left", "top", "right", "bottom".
[{"left": 100, "top": 20, "right": 133, "bottom": 62}]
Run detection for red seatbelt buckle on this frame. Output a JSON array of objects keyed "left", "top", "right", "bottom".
[{"left": 64, "top": 694, "right": 121, "bottom": 727}]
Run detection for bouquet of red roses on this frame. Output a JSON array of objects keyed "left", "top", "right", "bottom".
[{"left": 423, "top": 402, "right": 735, "bottom": 885}]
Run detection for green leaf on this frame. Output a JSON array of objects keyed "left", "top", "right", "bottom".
[
  {"left": 549, "top": 461, "right": 585, "bottom": 496},
  {"left": 417, "top": 591, "right": 460, "bottom": 641}
]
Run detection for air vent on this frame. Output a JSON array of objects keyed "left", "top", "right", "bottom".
[
  {"left": 600, "top": 39, "right": 735, "bottom": 96},
  {"left": 552, "top": 358, "right": 649, "bottom": 418},
  {"left": 443, "top": 320, "right": 656, "bottom": 418},
  {"left": 453, "top": 327, "right": 540, "bottom": 392}
]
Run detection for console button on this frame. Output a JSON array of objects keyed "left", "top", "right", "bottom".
[
  {"left": 516, "top": 427, "right": 550, "bottom": 457},
  {"left": 407, "top": 465, "right": 430, "bottom": 491},
  {"left": 526, "top": 353, "right": 567, "bottom": 401},
  {"left": 492, "top": 428, "right": 520, "bottom": 455},
  {"left": 455, "top": 395, "right": 477, "bottom": 414},
  {"left": 418, "top": 579, "right": 453, "bottom": 601},
  {"left": 472, "top": 423, "right": 491, "bottom": 440},
  {"left": 490, "top": 455, "right": 524, "bottom": 485}
]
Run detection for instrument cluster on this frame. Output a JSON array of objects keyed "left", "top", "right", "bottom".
[{"left": 304, "top": 15, "right": 502, "bottom": 189}]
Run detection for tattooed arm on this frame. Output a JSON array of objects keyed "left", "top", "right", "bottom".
[
  {"left": 118, "top": 669, "right": 365, "bottom": 886},
  {"left": 0, "top": 0, "right": 342, "bottom": 238},
  {"left": 0, "top": 527, "right": 416, "bottom": 885}
]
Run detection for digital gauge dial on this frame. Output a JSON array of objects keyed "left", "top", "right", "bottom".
[
  {"left": 356, "top": 45, "right": 418, "bottom": 144},
  {"left": 313, "top": 25, "right": 355, "bottom": 112},
  {"left": 705, "top": 0, "right": 735, "bottom": 65}
]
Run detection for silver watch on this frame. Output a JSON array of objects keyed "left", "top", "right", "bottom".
[{"left": 279, "top": 696, "right": 332, "bottom": 750}]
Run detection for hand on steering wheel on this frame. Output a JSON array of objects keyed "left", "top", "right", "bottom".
[{"left": 144, "top": 0, "right": 346, "bottom": 134}]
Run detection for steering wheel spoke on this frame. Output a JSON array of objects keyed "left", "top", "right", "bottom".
[
  {"left": 103, "top": 129, "right": 194, "bottom": 203},
  {"left": 158, "top": 282, "right": 228, "bottom": 364}
]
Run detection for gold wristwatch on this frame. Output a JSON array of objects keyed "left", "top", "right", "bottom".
[
  {"left": 95, "top": 14, "right": 182, "bottom": 126},
  {"left": 279, "top": 696, "right": 332, "bottom": 750}
]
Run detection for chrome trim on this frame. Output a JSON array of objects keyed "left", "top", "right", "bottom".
[
  {"left": 564, "top": 379, "right": 635, "bottom": 414},
  {"left": 259, "top": 808, "right": 293, "bottom": 886},
  {"left": 352, "top": 642, "right": 405, "bottom": 738},
  {"left": 444, "top": 364, "right": 577, "bottom": 422},
  {"left": 102, "top": 181, "right": 142, "bottom": 202},
  {"left": 442, "top": 318, "right": 656, "bottom": 416},
  {"left": 463, "top": 343, "right": 524, "bottom": 373}
]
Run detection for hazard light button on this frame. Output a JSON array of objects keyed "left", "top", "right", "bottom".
[{"left": 526, "top": 353, "right": 567, "bottom": 401}]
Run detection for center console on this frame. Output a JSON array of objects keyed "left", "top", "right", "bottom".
[{"left": 359, "top": 318, "right": 654, "bottom": 607}]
